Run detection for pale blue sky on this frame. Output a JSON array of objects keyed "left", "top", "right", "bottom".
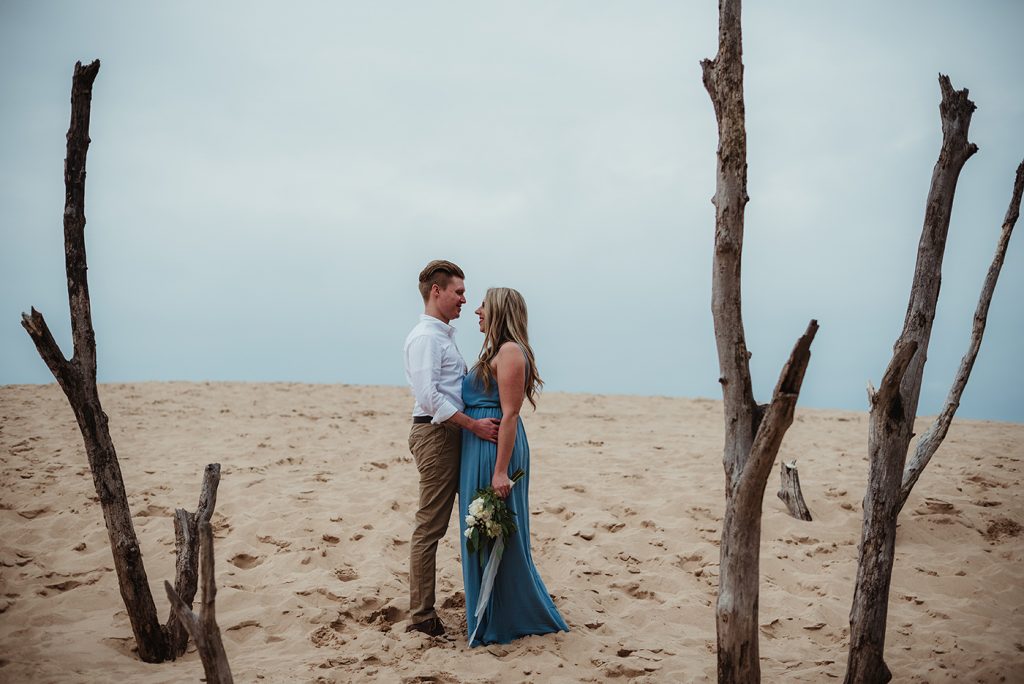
[{"left": 1, "top": 2, "right": 1022, "bottom": 422}]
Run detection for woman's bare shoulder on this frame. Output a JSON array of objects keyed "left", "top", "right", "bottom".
[{"left": 496, "top": 341, "right": 526, "bottom": 366}]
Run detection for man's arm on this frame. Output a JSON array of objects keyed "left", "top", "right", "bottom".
[
  {"left": 447, "top": 410, "right": 499, "bottom": 443},
  {"left": 406, "top": 335, "right": 498, "bottom": 442}
]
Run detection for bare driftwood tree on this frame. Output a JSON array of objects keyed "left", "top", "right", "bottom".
[
  {"left": 165, "top": 522, "right": 234, "bottom": 684},
  {"left": 777, "top": 461, "right": 813, "bottom": 521},
  {"left": 21, "top": 60, "right": 223, "bottom": 663},
  {"left": 701, "top": 1, "right": 818, "bottom": 680},
  {"left": 845, "top": 76, "right": 1022, "bottom": 683}
]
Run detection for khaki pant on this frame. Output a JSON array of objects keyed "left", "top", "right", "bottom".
[{"left": 408, "top": 422, "right": 462, "bottom": 623}]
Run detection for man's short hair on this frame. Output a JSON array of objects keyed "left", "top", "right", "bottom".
[{"left": 418, "top": 259, "right": 465, "bottom": 302}]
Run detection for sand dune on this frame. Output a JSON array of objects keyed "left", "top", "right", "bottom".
[{"left": 1, "top": 382, "right": 1021, "bottom": 682}]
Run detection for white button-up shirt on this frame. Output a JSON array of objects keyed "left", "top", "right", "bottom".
[{"left": 404, "top": 314, "right": 468, "bottom": 424}]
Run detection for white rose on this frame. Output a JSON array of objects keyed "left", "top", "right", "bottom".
[
  {"left": 465, "top": 514, "right": 477, "bottom": 527},
  {"left": 464, "top": 527, "right": 473, "bottom": 538},
  {"left": 468, "top": 500, "right": 484, "bottom": 517},
  {"left": 480, "top": 507, "right": 492, "bottom": 521}
]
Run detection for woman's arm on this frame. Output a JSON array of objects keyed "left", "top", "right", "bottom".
[{"left": 491, "top": 342, "right": 526, "bottom": 498}]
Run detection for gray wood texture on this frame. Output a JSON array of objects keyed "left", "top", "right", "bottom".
[
  {"left": 165, "top": 522, "right": 235, "bottom": 684},
  {"left": 898, "top": 162, "right": 1023, "bottom": 511},
  {"left": 700, "top": 2, "right": 818, "bottom": 680},
  {"left": 845, "top": 75, "right": 981, "bottom": 684},
  {"left": 777, "top": 461, "right": 813, "bottom": 521}
]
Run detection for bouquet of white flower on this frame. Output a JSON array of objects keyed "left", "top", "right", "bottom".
[{"left": 464, "top": 468, "right": 525, "bottom": 566}]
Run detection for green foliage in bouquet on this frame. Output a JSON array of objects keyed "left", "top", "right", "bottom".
[{"left": 465, "top": 468, "right": 525, "bottom": 566}]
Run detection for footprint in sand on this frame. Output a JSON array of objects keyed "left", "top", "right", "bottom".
[
  {"left": 257, "top": 535, "right": 292, "bottom": 550},
  {"left": 983, "top": 517, "right": 1021, "bottom": 541},
  {"left": 17, "top": 507, "right": 50, "bottom": 520},
  {"left": 228, "top": 553, "right": 263, "bottom": 569},
  {"left": 10, "top": 438, "right": 39, "bottom": 454},
  {"left": 225, "top": 620, "right": 266, "bottom": 643},
  {"left": 914, "top": 498, "right": 960, "bottom": 516},
  {"left": 334, "top": 566, "right": 359, "bottom": 582},
  {"left": 400, "top": 675, "right": 462, "bottom": 684},
  {"left": 44, "top": 579, "right": 86, "bottom": 593},
  {"left": 967, "top": 474, "right": 1007, "bottom": 490},
  {"left": 566, "top": 439, "right": 605, "bottom": 448},
  {"left": 339, "top": 595, "right": 403, "bottom": 632},
  {"left": 675, "top": 552, "right": 705, "bottom": 574},
  {"left": 610, "top": 581, "right": 659, "bottom": 601},
  {"left": 544, "top": 504, "right": 574, "bottom": 521},
  {"left": 784, "top": 535, "right": 821, "bottom": 546},
  {"left": 310, "top": 621, "right": 348, "bottom": 648},
  {"left": 135, "top": 504, "right": 173, "bottom": 518}
]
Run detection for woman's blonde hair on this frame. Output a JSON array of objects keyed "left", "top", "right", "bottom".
[{"left": 473, "top": 287, "right": 543, "bottom": 408}]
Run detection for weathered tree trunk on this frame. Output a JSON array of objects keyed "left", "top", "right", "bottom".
[
  {"left": 845, "top": 75, "right": 979, "bottom": 684},
  {"left": 898, "top": 161, "right": 1024, "bottom": 511},
  {"left": 21, "top": 60, "right": 225, "bottom": 664},
  {"left": 20, "top": 59, "right": 166, "bottom": 664},
  {"left": 165, "top": 522, "right": 234, "bottom": 684},
  {"left": 701, "top": 1, "right": 818, "bottom": 680},
  {"left": 777, "top": 461, "right": 812, "bottom": 521},
  {"left": 165, "top": 464, "right": 222, "bottom": 657}
]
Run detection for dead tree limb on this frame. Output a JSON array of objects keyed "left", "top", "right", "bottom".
[
  {"left": 845, "top": 75, "right": 978, "bottom": 684},
  {"left": 701, "top": 1, "right": 818, "bottom": 679},
  {"left": 165, "top": 463, "right": 222, "bottom": 657},
  {"left": 777, "top": 461, "right": 812, "bottom": 521},
  {"left": 20, "top": 59, "right": 166, "bottom": 664},
  {"left": 898, "top": 161, "right": 1024, "bottom": 511},
  {"left": 165, "top": 522, "right": 234, "bottom": 684},
  {"left": 21, "top": 60, "right": 224, "bottom": 664}
]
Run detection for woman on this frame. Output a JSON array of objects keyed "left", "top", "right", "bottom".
[{"left": 458, "top": 287, "right": 569, "bottom": 646}]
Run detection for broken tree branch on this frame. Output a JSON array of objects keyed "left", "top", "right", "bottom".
[
  {"left": 899, "top": 160, "right": 1023, "bottom": 510},
  {"left": 740, "top": 321, "right": 819, "bottom": 494},
  {"left": 165, "top": 464, "right": 222, "bottom": 657},
  {"left": 165, "top": 522, "right": 234, "bottom": 684},
  {"left": 777, "top": 461, "right": 813, "bottom": 521}
]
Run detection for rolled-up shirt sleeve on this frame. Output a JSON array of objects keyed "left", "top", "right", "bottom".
[{"left": 406, "top": 334, "right": 459, "bottom": 424}]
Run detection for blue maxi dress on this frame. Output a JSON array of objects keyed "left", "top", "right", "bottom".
[{"left": 458, "top": 368, "right": 569, "bottom": 646}]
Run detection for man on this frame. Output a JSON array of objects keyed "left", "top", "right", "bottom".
[{"left": 404, "top": 259, "right": 499, "bottom": 637}]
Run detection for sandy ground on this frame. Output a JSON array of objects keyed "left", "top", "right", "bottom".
[{"left": 0, "top": 382, "right": 1021, "bottom": 683}]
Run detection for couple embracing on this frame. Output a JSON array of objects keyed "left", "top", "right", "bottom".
[{"left": 403, "top": 259, "right": 569, "bottom": 646}]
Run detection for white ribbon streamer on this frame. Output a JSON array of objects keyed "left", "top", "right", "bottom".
[{"left": 467, "top": 478, "right": 520, "bottom": 646}]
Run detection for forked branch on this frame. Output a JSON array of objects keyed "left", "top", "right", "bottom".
[
  {"left": 165, "top": 522, "right": 234, "bottom": 684},
  {"left": 899, "top": 160, "right": 1023, "bottom": 509}
]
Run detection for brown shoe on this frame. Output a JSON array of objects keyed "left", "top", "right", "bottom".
[{"left": 405, "top": 617, "right": 446, "bottom": 637}]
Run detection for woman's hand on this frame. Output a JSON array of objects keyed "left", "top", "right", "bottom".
[{"left": 492, "top": 470, "right": 512, "bottom": 499}]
